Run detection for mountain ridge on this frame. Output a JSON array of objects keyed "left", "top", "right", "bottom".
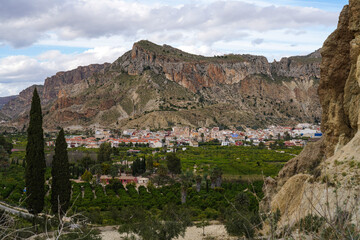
[
  {"left": 0, "top": 95, "right": 17, "bottom": 110},
  {"left": 0, "top": 41, "right": 321, "bottom": 131}
]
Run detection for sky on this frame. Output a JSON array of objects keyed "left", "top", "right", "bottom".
[{"left": 0, "top": 0, "right": 348, "bottom": 97}]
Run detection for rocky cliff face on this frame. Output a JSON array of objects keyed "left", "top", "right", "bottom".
[
  {"left": 263, "top": 0, "right": 360, "bottom": 229},
  {"left": 0, "top": 64, "right": 108, "bottom": 121},
  {"left": 0, "top": 95, "right": 17, "bottom": 110},
  {"left": 42, "top": 64, "right": 110, "bottom": 104},
  {"left": 271, "top": 49, "right": 321, "bottom": 80},
  {"left": 0, "top": 85, "right": 44, "bottom": 119},
  {"left": 114, "top": 40, "right": 320, "bottom": 93},
  {"left": 1, "top": 41, "right": 321, "bottom": 131},
  {"left": 114, "top": 41, "right": 274, "bottom": 92}
]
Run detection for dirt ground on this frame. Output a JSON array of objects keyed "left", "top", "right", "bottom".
[{"left": 99, "top": 224, "right": 236, "bottom": 240}]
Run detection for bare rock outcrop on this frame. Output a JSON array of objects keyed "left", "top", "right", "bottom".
[
  {"left": 0, "top": 85, "right": 44, "bottom": 119},
  {"left": 42, "top": 64, "right": 109, "bottom": 104},
  {"left": 114, "top": 40, "right": 320, "bottom": 93},
  {"left": 271, "top": 49, "right": 321, "bottom": 80},
  {"left": 0, "top": 64, "right": 108, "bottom": 122},
  {"left": 263, "top": 0, "right": 360, "bottom": 229},
  {"left": 114, "top": 40, "right": 273, "bottom": 92}
]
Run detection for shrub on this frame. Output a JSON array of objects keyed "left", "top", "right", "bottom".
[{"left": 298, "top": 214, "right": 325, "bottom": 234}]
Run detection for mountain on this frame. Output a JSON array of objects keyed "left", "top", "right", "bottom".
[
  {"left": 0, "top": 95, "right": 17, "bottom": 110},
  {"left": 0, "top": 41, "right": 321, "bottom": 131},
  {"left": 262, "top": 0, "right": 360, "bottom": 229},
  {"left": 0, "top": 95, "right": 17, "bottom": 122}
]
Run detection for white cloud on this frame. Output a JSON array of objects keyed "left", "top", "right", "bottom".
[
  {"left": 0, "top": 0, "right": 344, "bottom": 96},
  {"left": 0, "top": 46, "right": 126, "bottom": 96},
  {"left": 0, "top": 56, "right": 46, "bottom": 81},
  {"left": 0, "top": 0, "right": 339, "bottom": 48}
]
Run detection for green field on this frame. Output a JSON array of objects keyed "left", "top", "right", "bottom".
[{"left": 177, "top": 145, "right": 302, "bottom": 178}]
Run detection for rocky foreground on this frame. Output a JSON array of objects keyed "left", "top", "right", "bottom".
[{"left": 263, "top": 0, "right": 360, "bottom": 229}]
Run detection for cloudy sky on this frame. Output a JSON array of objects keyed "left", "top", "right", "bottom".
[{"left": 0, "top": 0, "right": 348, "bottom": 97}]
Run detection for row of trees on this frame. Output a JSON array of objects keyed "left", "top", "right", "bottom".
[{"left": 25, "top": 88, "right": 71, "bottom": 219}]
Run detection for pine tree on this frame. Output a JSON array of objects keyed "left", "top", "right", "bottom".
[
  {"left": 25, "top": 88, "right": 46, "bottom": 215},
  {"left": 51, "top": 128, "right": 71, "bottom": 215}
]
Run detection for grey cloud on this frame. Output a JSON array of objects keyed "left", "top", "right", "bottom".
[
  {"left": 252, "top": 38, "right": 264, "bottom": 45},
  {"left": 0, "top": 0, "right": 339, "bottom": 48},
  {"left": 0, "top": 0, "right": 63, "bottom": 20}
]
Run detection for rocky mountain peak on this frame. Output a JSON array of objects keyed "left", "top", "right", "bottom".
[
  {"left": 1, "top": 40, "right": 322, "bottom": 130},
  {"left": 115, "top": 40, "right": 321, "bottom": 93}
]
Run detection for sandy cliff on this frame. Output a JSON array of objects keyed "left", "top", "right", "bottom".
[{"left": 263, "top": 0, "right": 360, "bottom": 228}]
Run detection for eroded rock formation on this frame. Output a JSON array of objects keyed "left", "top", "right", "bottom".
[{"left": 263, "top": 0, "right": 360, "bottom": 228}]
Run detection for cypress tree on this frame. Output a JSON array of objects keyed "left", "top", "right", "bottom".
[
  {"left": 166, "top": 153, "right": 181, "bottom": 175},
  {"left": 51, "top": 128, "right": 71, "bottom": 215},
  {"left": 25, "top": 88, "right": 46, "bottom": 215}
]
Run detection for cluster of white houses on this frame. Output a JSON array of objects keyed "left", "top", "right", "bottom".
[{"left": 46, "top": 124, "right": 322, "bottom": 149}]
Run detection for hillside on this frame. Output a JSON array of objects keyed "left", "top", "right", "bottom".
[
  {"left": 262, "top": 0, "right": 360, "bottom": 230},
  {"left": 1, "top": 41, "right": 321, "bottom": 131},
  {"left": 0, "top": 95, "right": 17, "bottom": 110}
]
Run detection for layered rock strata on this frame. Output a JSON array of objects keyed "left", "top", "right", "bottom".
[{"left": 1, "top": 41, "right": 321, "bottom": 130}]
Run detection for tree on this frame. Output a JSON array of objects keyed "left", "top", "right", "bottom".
[
  {"left": 196, "top": 215, "right": 210, "bottom": 236},
  {"left": 258, "top": 142, "right": 265, "bottom": 149},
  {"left": 109, "top": 165, "right": 119, "bottom": 179},
  {"left": 180, "top": 171, "right": 193, "bottom": 204},
  {"left": 202, "top": 172, "right": 209, "bottom": 192},
  {"left": 195, "top": 175, "right": 202, "bottom": 192},
  {"left": 284, "top": 131, "right": 291, "bottom": 141},
  {"left": 97, "top": 142, "right": 112, "bottom": 163},
  {"left": 0, "top": 146, "right": 9, "bottom": 170},
  {"left": 118, "top": 206, "right": 145, "bottom": 239},
  {"left": 80, "top": 155, "right": 94, "bottom": 170},
  {"left": 224, "top": 192, "right": 259, "bottom": 239},
  {"left": 0, "top": 209, "right": 35, "bottom": 239},
  {"left": 51, "top": 128, "right": 71, "bottom": 215},
  {"left": 81, "top": 170, "right": 93, "bottom": 182},
  {"left": 136, "top": 204, "right": 191, "bottom": 240},
  {"left": 0, "top": 135, "right": 13, "bottom": 154},
  {"left": 166, "top": 153, "right": 181, "bottom": 175},
  {"left": 25, "top": 88, "right": 46, "bottom": 215},
  {"left": 153, "top": 165, "right": 169, "bottom": 186},
  {"left": 112, "top": 147, "right": 119, "bottom": 156},
  {"left": 210, "top": 167, "right": 223, "bottom": 188},
  {"left": 132, "top": 158, "right": 146, "bottom": 176},
  {"left": 146, "top": 155, "right": 154, "bottom": 172}
]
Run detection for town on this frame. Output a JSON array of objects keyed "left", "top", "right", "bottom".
[{"left": 58, "top": 123, "right": 322, "bottom": 150}]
